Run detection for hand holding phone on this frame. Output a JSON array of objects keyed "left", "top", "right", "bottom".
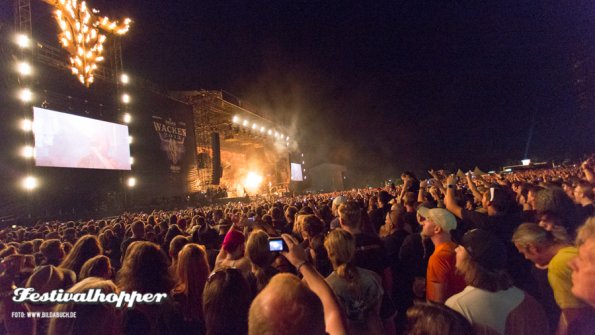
[{"left": 268, "top": 237, "right": 288, "bottom": 252}]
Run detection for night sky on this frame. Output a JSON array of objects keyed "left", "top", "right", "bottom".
[{"left": 6, "top": 1, "right": 595, "bottom": 186}]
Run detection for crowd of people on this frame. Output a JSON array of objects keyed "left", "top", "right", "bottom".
[{"left": 0, "top": 156, "right": 594, "bottom": 335}]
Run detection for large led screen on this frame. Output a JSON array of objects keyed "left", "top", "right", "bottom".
[
  {"left": 33, "top": 107, "right": 131, "bottom": 170},
  {"left": 290, "top": 163, "right": 303, "bottom": 181}
]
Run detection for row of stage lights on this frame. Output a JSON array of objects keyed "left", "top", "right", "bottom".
[
  {"left": 232, "top": 115, "right": 290, "bottom": 145},
  {"left": 13, "top": 33, "right": 137, "bottom": 191}
]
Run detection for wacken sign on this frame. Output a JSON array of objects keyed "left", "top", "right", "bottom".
[{"left": 152, "top": 116, "right": 187, "bottom": 173}]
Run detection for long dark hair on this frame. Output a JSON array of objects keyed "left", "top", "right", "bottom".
[{"left": 116, "top": 241, "right": 174, "bottom": 294}]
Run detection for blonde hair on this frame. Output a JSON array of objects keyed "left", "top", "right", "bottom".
[
  {"left": 48, "top": 277, "right": 119, "bottom": 335},
  {"left": 324, "top": 229, "right": 359, "bottom": 291}
]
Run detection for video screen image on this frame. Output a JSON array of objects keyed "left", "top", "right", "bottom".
[
  {"left": 290, "top": 163, "right": 303, "bottom": 181},
  {"left": 33, "top": 107, "right": 131, "bottom": 170}
]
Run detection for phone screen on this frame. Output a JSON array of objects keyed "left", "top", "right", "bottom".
[{"left": 268, "top": 238, "right": 287, "bottom": 252}]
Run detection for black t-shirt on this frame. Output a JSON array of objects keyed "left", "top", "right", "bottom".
[
  {"left": 460, "top": 209, "right": 521, "bottom": 241},
  {"left": 353, "top": 233, "right": 389, "bottom": 276}
]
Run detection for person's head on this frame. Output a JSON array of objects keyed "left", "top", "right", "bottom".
[
  {"left": 176, "top": 243, "right": 210, "bottom": 320},
  {"left": 249, "top": 273, "right": 325, "bottom": 335},
  {"left": 59, "top": 235, "right": 102, "bottom": 275},
  {"left": 378, "top": 191, "right": 393, "bottom": 207},
  {"left": 203, "top": 268, "right": 251, "bottom": 335},
  {"left": 385, "top": 205, "right": 408, "bottom": 232},
  {"left": 285, "top": 206, "right": 298, "bottom": 223},
  {"left": 40, "top": 239, "right": 64, "bottom": 263},
  {"left": 456, "top": 229, "right": 512, "bottom": 292},
  {"left": 417, "top": 207, "right": 457, "bottom": 239},
  {"left": 481, "top": 187, "right": 513, "bottom": 214},
  {"left": 570, "top": 217, "right": 595, "bottom": 307},
  {"left": 512, "top": 222, "right": 568, "bottom": 267},
  {"left": 117, "top": 241, "right": 174, "bottom": 293},
  {"left": 338, "top": 201, "right": 362, "bottom": 230},
  {"left": 331, "top": 196, "right": 347, "bottom": 216},
  {"left": 131, "top": 220, "right": 145, "bottom": 238},
  {"left": 406, "top": 302, "right": 475, "bottom": 335},
  {"left": 79, "top": 255, "right": 112, "bottom": 280},
  {"left": 48, "top": 277, "right": 119, "bottom": 335},
  {"left": 301, "top": 215, "right": 325, "bottom": 240},
  {"left": 245, "top": 231, "right": 275, "bottom": 292},
  {"left": 534, "top": 187, "right": 579, "bottom": 233},
  {"left": 573, "top": 180, "right": 594, "bottom": 204},
  {"left": 401, "top": 171, "right": 417, "bottom": 182},
  {"left": 169, "top": 235, "right": 189, "bottom": 261},
  {"left": 324, "top": 228, "right": 357, "bottom": 280},
  {"left": 221, "top": 229, "right": 245, "bottom": 256}
]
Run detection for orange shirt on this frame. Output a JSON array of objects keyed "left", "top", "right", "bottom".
[{"left": 426, "top": 241, "right": 466, "bottom": 302}]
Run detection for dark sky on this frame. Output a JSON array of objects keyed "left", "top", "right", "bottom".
[{"left": 8, "top": 1, "right": 595, "bottom": 186}]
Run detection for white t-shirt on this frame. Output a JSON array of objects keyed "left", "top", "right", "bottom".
[{"left": 446, "top": 285, "right": 524, "bottom": 335}]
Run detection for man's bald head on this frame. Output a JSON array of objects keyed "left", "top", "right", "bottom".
[{"left": 249, "top": 273, "right": 325, "bottom": 335}]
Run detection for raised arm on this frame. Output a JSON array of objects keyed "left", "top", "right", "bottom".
[
  {"left": 444, "top": 174, "right": 463, "bottom": 219},
  {"left": 466, "top": 173, "right": 483, "bottom": 203},
  {"left": 281, "top": 234, "right": 347, "bottom": 335}
]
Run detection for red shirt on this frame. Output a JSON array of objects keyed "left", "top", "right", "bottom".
[{"left": 426, "top": 241, "right": 465, "bottom": 302}]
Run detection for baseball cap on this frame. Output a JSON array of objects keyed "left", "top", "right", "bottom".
[
  {"left": 417, "top": 207, "right": 457, "bottom": 232},
  {"left": 222, "top": 229, "right": 245, "bottom": 252},
  {"left": 460, "top": 229, "right": 507, "bottom": 270}
]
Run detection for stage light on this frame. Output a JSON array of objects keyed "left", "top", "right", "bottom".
[
  {"left": 19, "top": 88, "right": 33, "bottom": 102},
  {"left": 22, "top": 176, "right": 38, "bottom": 190},
  {"left": 244, "top": 172, "right": 263, "bottom": 192},
  {"left": 122, "top": 94, "right": 130, "bottom": 104},
  {"left": 232, "top": 115, "right": 240, "bottom": 123},
  {"left": 301, "top": 153, "right": 304, "bottom": 157},
  {"left": 21, "top": 119, "right": 33, "bottom": 132},
  {"left": 16, "top": 61, "right": 32, "bottom": 76},
  {"left": 130, "top": 157, "right": 134, "bottom": 165},
  {"left": 123, "top": 113, "right": 132, "bottom": 123},
  {"left": 252, "top": 123, "right": 257, "bottom": 130},
  {"left": 304, "top": 176, "right": 307, "bottom": 180},
  {"left": 267, "top": 129, "right": 272, "bottom": 135},
  {"left": 120, "top": 73, "right": 129, "bottom": 84},
  {"left": 521, "top": 159, "right": 531, "bottom": 166},
  {"left": 15, "top": 34, "right": 31, "bottom": 48},
  {"left": 302, "top": 161, "right": 305, "bottom": 164},
  {"left": 260, "top": 126, "right": 265, "bottom": 133},
  {"left": 128, "top": 136, "right": 133, "bottom": 144},
  {"left": 286, "top": 136, "right": 290, "bottom": 141},
  {"left": 21, "top": 145, "right": 34, "bottom": 159},
  {"left": 127, "top": 177, "right": 136, "bottom": 187},
  {"left": 242, "top": 120, "right": 248, "bottom": 127}
]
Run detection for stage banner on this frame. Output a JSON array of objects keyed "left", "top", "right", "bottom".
[{"left": 130, "top": 89, "right": 197, "bottom": 200}]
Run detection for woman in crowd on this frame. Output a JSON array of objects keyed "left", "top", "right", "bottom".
[
  {"left": 117, "top": 241, "right": 183, "bottom": 334},
  {"left": 48, "top": 277, "right": 120, "bottom": 335},
  {"left": 203, "top": 267, "right": 252, "bottom": 335},
  {"left": 324, "top": 228, "right": 384, "bottom": 335},
  {"left": 172, "top": 243, "right": 210, "bottom": 334},
  {"left": 79, "top": 254, "right": 113, "bottom": 280},
  {"left": 245, "top": 230, "right": 277, "bottom": 293},
  {"left": 59, "top": 235, "right": 103, "bottom": 277}
]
